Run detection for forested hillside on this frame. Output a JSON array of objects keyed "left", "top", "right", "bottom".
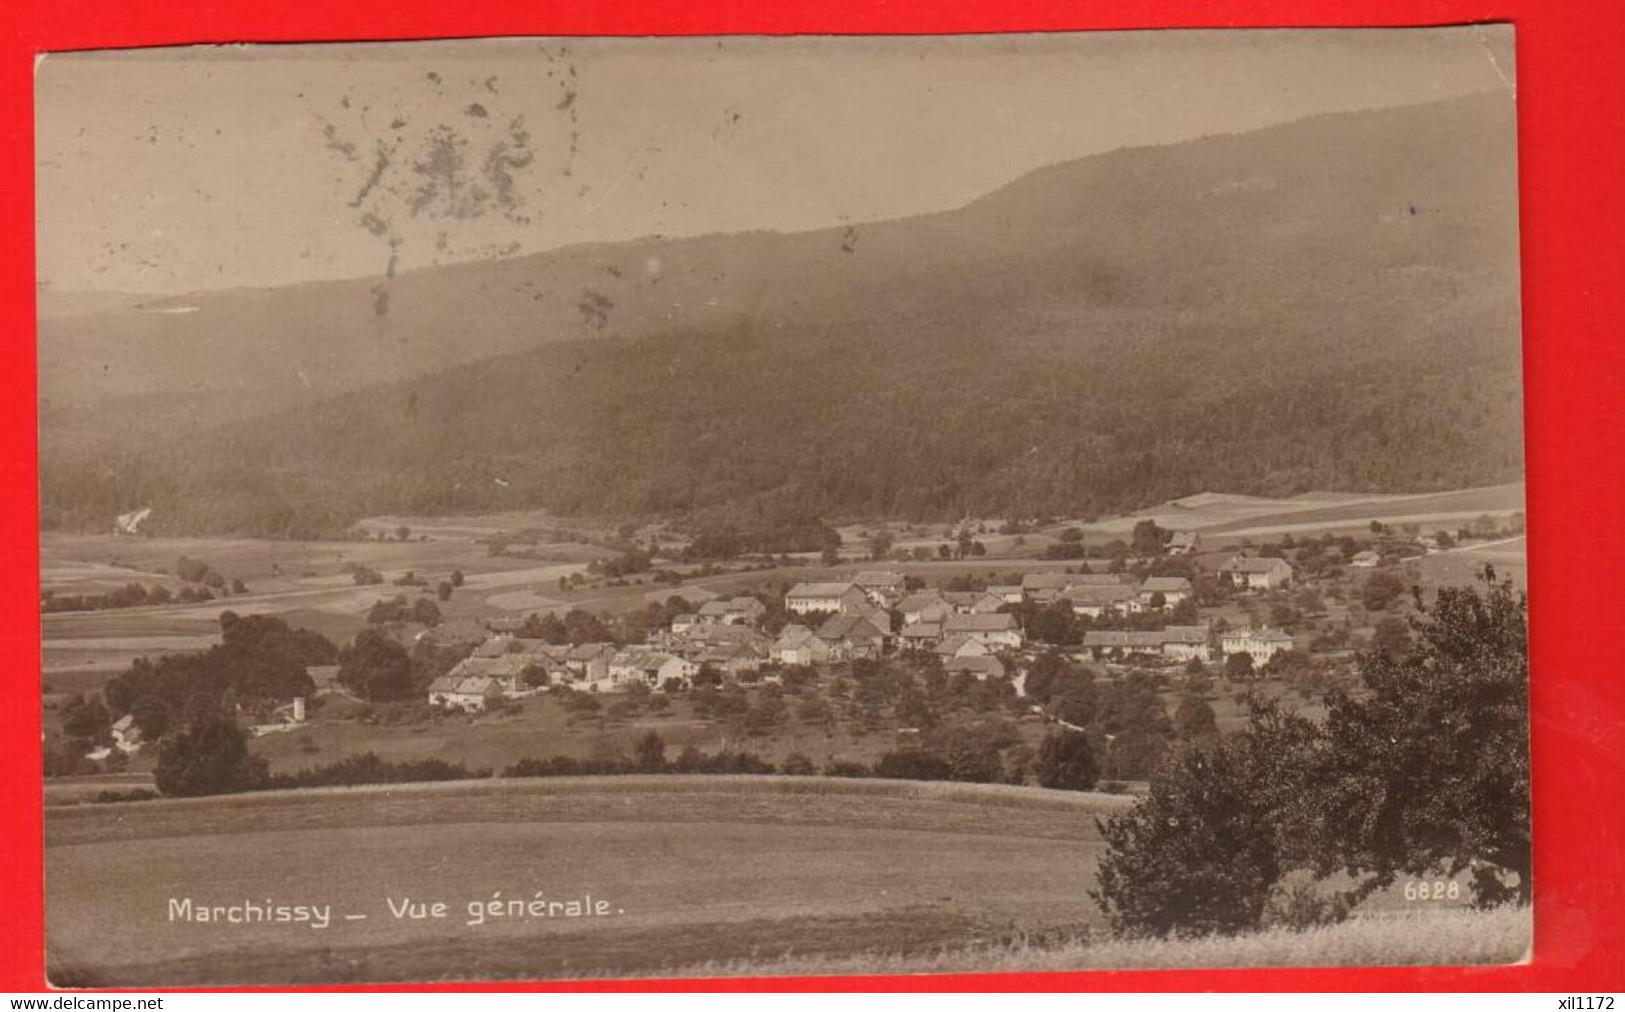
[{"left": 39, "top": 92, "right": 1523, "bottom": 536}]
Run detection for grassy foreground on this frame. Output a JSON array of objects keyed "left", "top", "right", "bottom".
[
  {"left": 46, "top": 777, "right": 1523, "bottom": 986},
  {"left": 668, "top": 905, "right": 1532, "bottom": 979}
]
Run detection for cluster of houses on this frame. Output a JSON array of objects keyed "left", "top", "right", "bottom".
[{"left": 424, "top": 555, "right": 1301, "bottom": 711}]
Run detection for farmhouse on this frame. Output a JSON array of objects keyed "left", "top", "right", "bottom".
[
  {"left": 1023, "top": 572, "right": 1122, "bottom": 603},
  {"left": 1168, "top": 531, "right": 1202, "bottom": 555},
  {"left": 1351, "top": 550, "right": 1382, "bottom": 568},
  {"left": 935, "top": 634, "right": 991, "bottom": 659},
  {"left": 1063, "top": 584, "right": 1141, "bottom": 619},
  {"left": 852, "top": 570, "right": 907, "bottom": 606},
  {"left": 608, "top": 650, "right": 696, "bottom": 689},
  {"left": 898, "top": 591, "right": 952, "bottom": 626},
  {"left": 770, "top": 624, "right": 834, "bottom": 666},
  {"left": 671, "top": 613, "right": 699, "bottom": 634},
  {"left": 785, "top": 582, "right": 858, "bottom": 615},
  {"left": 898, "top": 622, "right": 944, "bottom": 650},
  {"left": 1160, "top": 625, "right": 1212, "bottom": 663},
  {"left": 305, "top": 665, "right": 342, "bottom": 695},
  {"left": 969, "top": 593, "right": 1006, "bottom": 614},
  {"left": 428, "top": 674, "right": 502, "bottom": 712},
  {"left": 1139, "top": 576, "right": 1192, "bottom": 608},
  {"left": 564, "top": 643, "right": 616, "bottom": 682},
  {"left": 444, "top": 654, "right": 537, "bottom": 695},
  {"left": 1220, "top": 627, "right": 1296, "bottom": 665},
  {"left": 988, "top": 584, "right": 1024, "bottom": 605},
  {"left": 942, "top": 612, "right": 1023, "bottom": 649},
  {"left": 944, "top": 654, "right": 1007, "bottom": 681},
  {"left": 1077, "top": 630, "right": 1164, "bottom": 661},
  {"left": 1219, "top": 555, "right": 1295, "bottom": 590},
  {"left": 696, "top": 596, "right": 766, "bottom": 626},
  {"left": 109, "top": 713, "right": 142, "bottom": 752},
  {"left": 472, "top": 635, "right": 516, "bottom": 658},
  {"left": 693, "top": 641, "right": 767, "bottom": 677},
  {"left": 817, "top": 614, "right": 887, "bottom": 660}
]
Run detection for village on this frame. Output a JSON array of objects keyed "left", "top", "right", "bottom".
[
  {"left": 45, "top": 494, "right": 1527, "bottom": 790},
  {"left": 420, "top": 551, "right": 1306, "bottom": 713}
]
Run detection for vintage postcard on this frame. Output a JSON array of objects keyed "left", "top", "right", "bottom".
[{"left": 37, "top": 28, "right": 1529, "bottom": 986}]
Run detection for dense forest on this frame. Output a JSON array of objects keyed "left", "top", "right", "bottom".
[{"left": 38, "top": 93, "right": 1523, "bottom": 537}]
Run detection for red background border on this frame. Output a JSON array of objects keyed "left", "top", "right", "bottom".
[{"left": 3, "top": 0, "right": 1622, "bottom": 993}]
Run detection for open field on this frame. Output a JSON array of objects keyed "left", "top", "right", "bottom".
[
  {"left": 46, "top": 776, "right": 1131, "bottom": 987},
  {"left": 43, "top": 776, "right": 1512, "bottom": 987},
  {"left": 1414, "top": 536, "right": 1529, "bottom": 592}
]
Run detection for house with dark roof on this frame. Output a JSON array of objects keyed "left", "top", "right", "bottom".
[
  {"left": 1079, "top": 630, "right": 1169, "bottom": 660},
  {"left": 1022, "top": 571, "right": 1123, "bottom": 603},
  {"left": 1063, "top": 583, "right": 1142, "bottom": 619},
  {"left": 898, "top": 622, "right": 944, "bottom": 650},
  {"left": 1139, "top": 576, "right": 1192, "bottom": 608},
  {"left": 696, "top": 596, "right": 767, "bottom": 626},
  {"left": 898, "top": 591, "right": 951, "bottom": 626},
  {"left": 1160, "top": 625, "right": 1212, "bottom": 663},
  {"left": 771, "top": 624, "right": 833, "bottom": 666},
  {"left": 942, "top": 612, "right": 1023, "bottom": 649},
  {"left": 944, "top": 654, "right": 1007, "bottom": 681},
  {"left": 816, "top": 614, "right": 887, "bottom": 660},
  {"left": 1219, "top": 555, "right": 1295, "bottom": 590}
]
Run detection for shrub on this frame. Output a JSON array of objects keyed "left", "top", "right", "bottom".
[{"left": 1034, "top": 731, "right": 1099, "bottom": 791}]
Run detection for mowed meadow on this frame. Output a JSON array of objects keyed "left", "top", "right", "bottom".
[
  {"left": 45, "top": 777, "right": 1128, "bottom": 986},
  {"left": 44, "top": 776, "right": 1520, "bottom": 987}
]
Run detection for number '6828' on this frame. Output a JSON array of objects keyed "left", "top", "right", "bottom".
[{"left": 1403, "top": 880, "right": 1461, "bottom": 901}]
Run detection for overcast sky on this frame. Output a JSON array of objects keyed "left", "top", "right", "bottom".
[{"left": 35, "top": 27, "right": 1514, "bottom": 296}]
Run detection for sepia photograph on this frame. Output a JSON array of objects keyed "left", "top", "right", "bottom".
[{"left": 36, "top": 28, "right": 1531, "bottom": 987}]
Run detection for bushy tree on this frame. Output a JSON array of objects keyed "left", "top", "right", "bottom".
[
  {"left": 154, "top": 711, "right": 268, "bottom": 797},
  {"left": 1173, "top": 693, "right": 1219, "bottom": 740},
  {"left": 338, "top": 628, "right": 416, "bottom": 702},
  {"left": 1313, "top": 567, "right": 1530, "bottom": 905},
  {"left": 1034, "top": 731, "right": 1099, "bottom": 791},
  {"left": 1092, "top": 705, "right": 1320, "bottom": 938},
  {"left": 1093, "top": 568, "right": 1530, "bottom": 942},
  {"left": 633, "top": 731, "right": 667, "bottom": 771}
]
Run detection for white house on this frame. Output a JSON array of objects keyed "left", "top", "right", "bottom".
[
  {"left": 786, "top": 582, "right": 860, "bottom": 615},
  {"left": 428, "top": 674, "right": 502, "bottom": 712},
  {"left": 771, "top": 624, "right": 834, "bottom": 666},
  {"left": 1220, "top": 627, "right": 1295, "bottom": 665},
  {"left": 987, "top": 584, "right": 1025, "bottom": 605},
  {"left": 1063, "top": 584, "right": 1141, "bottom": 619},
  {"left": 942, "top": 613, "right": 1023, "bottom": 649},
  {"left": 1219, "top": 555, "right": 1295, "bottom": 590},
  {"left": 109, "top": 713, "right": 142, "bottom": 753}
]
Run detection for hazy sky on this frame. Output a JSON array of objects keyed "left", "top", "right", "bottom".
[{"left": 36, "top": 27, "right": 1514, "bottom": 295}]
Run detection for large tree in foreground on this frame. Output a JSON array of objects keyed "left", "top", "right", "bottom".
[
  {"left": 1310, "top": 566, "right": 1530, "bottom": 905},
  {"left": 1092, "top": 566, "right": 1530, "bottom": 937},
  {"left": 1091, "top": 704, "right": 1319, "bottom": 938}
]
